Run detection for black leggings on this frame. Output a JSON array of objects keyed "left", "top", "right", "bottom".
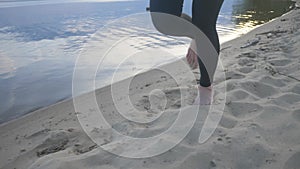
[{"left": 149, "top": 0, "right": 224, "bottom": 87}]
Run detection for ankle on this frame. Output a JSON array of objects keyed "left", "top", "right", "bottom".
[{"left": 199, "top": 85, "right": 212, "bottom": 90}]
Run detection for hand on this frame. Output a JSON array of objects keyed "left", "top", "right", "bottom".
[{"left": 186, "top": 40, "right": 199, "bottom": 70}]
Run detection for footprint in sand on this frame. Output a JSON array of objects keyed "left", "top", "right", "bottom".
[
  {"left": 136, "top": 91, "right": 174, "bottom": 112},
  {"left": 225, "top": 71, "right": 246, "bottom": 80},
  {"left": 260, "top": 76, "right": 286, "bottom": 87},
  {"left": 234, "top": 144, "right": 272, "bottom": 169},
  {"left": 255, "top": 105, "right": 288, "bottom": 125},
  {"left": 291, "top": 85, "right": 300, "bottom": 95},
  {"left": 35, "top": 131, "right": 69, "bottom": 157},
  {"left": 292, "top": 109, "right": 300, "bottom": 122},
  {"left": 136, "top": 87, "right": 196, "bottom": 113},
  {"left": 226, "top": 81, "right": 237, "bottom": 92},
  {"left": 177, "top": 152, "right": 215, "bottom": 169},
  {"left": 219, "top": 115, "right": 238, "bottom": 129},
  {"left": 268, "top": 59, "right": 292, "bottom": 67},
  {"left": 225, "top": 101, "right": 263, "bottom": 119},
  {"left": 268, "top": 93, "right": 300, "bottom": 108},
  {"left": 283, "top": 152, "right": 300, "bottom": 169},
  {"left": 229, "top": 89, "right": 251, "bottom": 100},
  {"left": 240, "top": 81, "right": 277, "bottom": 98},
  {"left": 238, "top": 58, "right": 257, "bottom": 67},
  {"left": 238, "top": 51, "right": 257, "bottom": 59},
  {"left": 237, "top": 67, "right": 254, "bottom": 74}
]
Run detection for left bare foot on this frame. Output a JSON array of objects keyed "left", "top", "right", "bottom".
[{"left": 193, "top": 85, "right": 213, "bottom": 105}]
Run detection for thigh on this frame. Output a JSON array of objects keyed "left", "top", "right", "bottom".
[
  {"left": 192, "top": 0, "right": 224, "bottom": 27},
  {"left": 150, "top": 0, "right": 184, "bottom": 17}
]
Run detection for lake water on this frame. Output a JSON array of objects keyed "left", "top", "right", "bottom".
[{"left": 0, "top": 0, "right": 295, "bottom": 123}]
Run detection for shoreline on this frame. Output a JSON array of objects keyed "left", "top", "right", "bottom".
[
  {"left": 0, "top": 3, "right": 295, "bottom": 126},
  {"left": 1, "top": 0, "right": 300, "bottom": 168},
  {"left": 0, "top": 0, "right": 295, "bottom": 125}
]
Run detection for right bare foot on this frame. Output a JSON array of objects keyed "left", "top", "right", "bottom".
[{"left": 193, "top": 85, "right": 213, "bottom": 105}]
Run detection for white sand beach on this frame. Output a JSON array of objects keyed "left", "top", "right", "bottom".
[{"left": 1, "top": 0, "right": 300, "bottom": 168}]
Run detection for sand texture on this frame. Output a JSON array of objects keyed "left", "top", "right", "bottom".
[{"left": 1, "top": 1, "right": 300, "bottom": 169}]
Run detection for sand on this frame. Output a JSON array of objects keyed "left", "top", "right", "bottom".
[{"left": 1, "top": 1, "right": 300, "bottom": 169}]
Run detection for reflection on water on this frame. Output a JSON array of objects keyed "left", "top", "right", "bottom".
[
  {"left": 232, "top": 0, "right": 295, "bottom": 29},
  {"left": 216, "top": 0, "right": 295, "bottom": 42},
  {"left": 0, "top": 0, "right": 295, "bottom": 123}
]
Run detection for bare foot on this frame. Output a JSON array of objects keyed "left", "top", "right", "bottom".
[
  {"left": 186, "top": 40, "right": 199, "bottom": 69},
  {"left": 193, "top": 85, "right": 213, "bottom": 105}
]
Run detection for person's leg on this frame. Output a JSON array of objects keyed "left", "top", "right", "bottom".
[
  {"left": 150, "top": 0, "right": 200, "bottom": 70},
  {"left": 192, "top": 0, "right": 224, "bottom": 87},
  {"left": 190, "top": 0, "right": 223, "bottom": 105},
  {"left": 150, "top": 0, "right": 184, "bottom": 17},
  {"left": 150, "top": 0, "right": 189, "bottom": 37}
]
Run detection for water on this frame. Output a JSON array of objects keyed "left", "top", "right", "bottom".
[{"left": 0, "top": 0, "right": 295, "bottom": 123}]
